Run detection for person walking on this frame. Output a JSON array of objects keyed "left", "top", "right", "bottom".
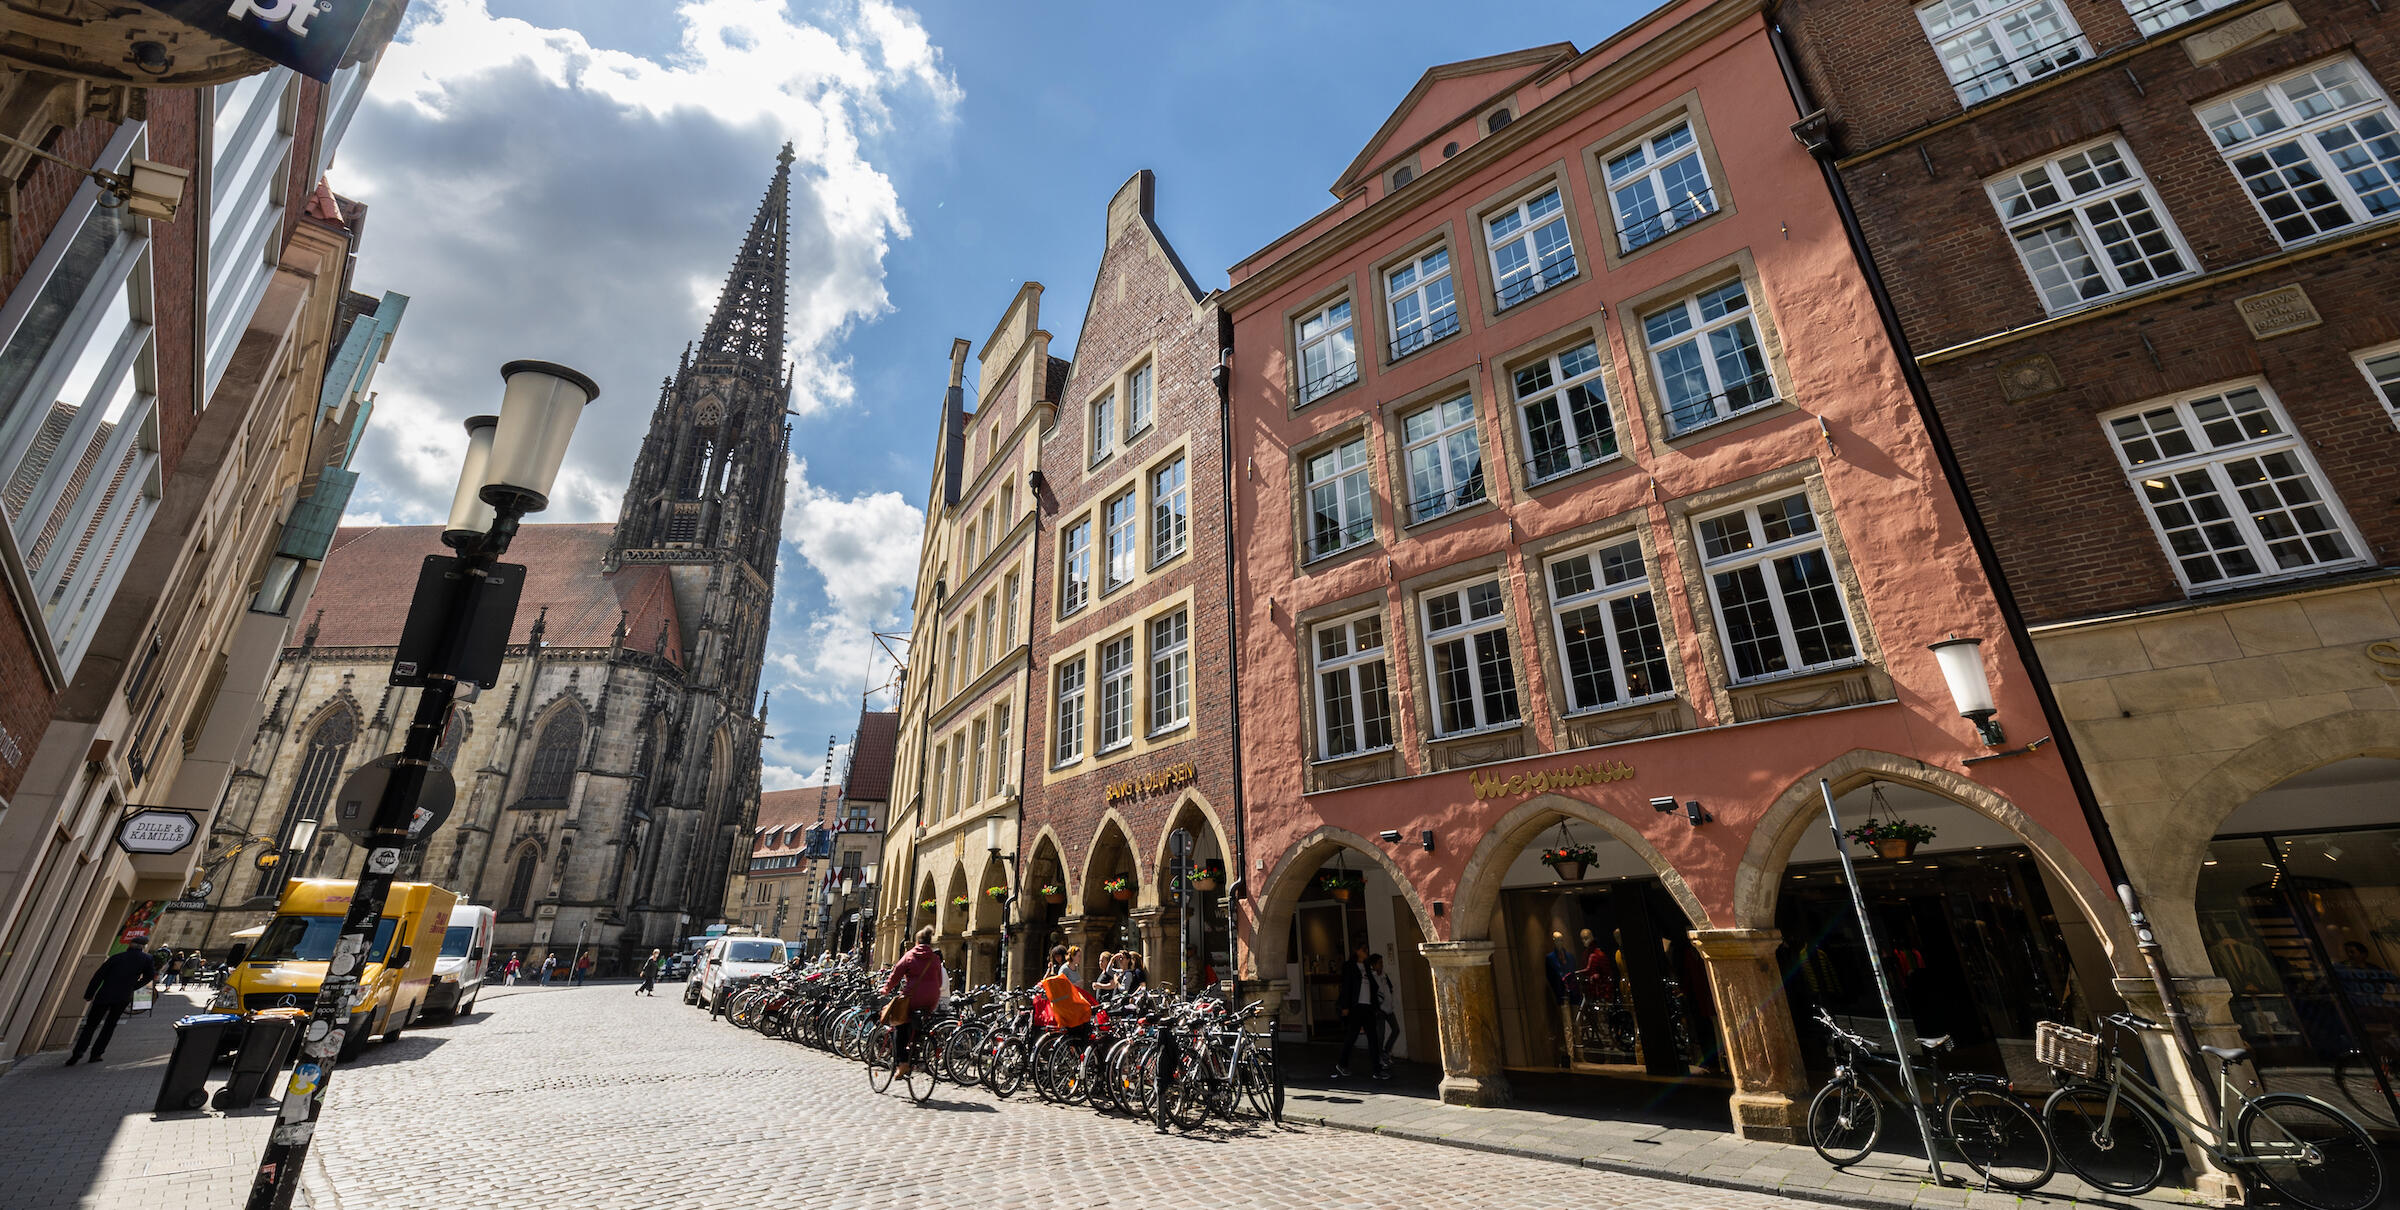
[
  {"left": 882, "top": 927, "right": 945, "bottom": 1078},
  {"left": 540, "top": 954, "right": 557, "bottom": 986},
  {"left": 65, "top": 938, "right": 157, "bottom": 1066},
  {"left": 1332, "top": 942, "right": 1378, "bottom": 1079},
  {"left": 158, "top": 950, "right": 180, "bottom": 991},
  {"left": 504, "top": 954, "right": 522, "bottom": 986},
  {"left": 1367, "top": 953, "right": 1398, "bottom": 1079},
  {"left": 636, "top": 949, "right": 661, "bottom": 996},
  {"left": 573, "top": 950, "right": 593, "bottom": 987}
]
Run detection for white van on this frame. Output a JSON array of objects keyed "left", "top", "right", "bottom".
[
  {"left": 427, "top": 903, "right": 496, "bottom": 1019},
  {"left": 695, "top": 936, "right": 788, "bottom": 1013}
]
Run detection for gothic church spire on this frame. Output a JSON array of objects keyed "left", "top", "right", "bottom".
[{"left": 696, "top": 142, "right": 793, "bottom": 373}]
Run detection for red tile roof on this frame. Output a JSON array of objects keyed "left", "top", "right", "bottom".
[
  {"left": 301, "top": 523, "right": 682, "bottom": 666},
  {"left": 844, "top": 710, "right": 901, "bottom": 801},
  {"left": 753, "top": 786, "right": 840, "bottom": 857}
]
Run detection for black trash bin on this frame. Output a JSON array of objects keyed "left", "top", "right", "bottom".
[
  {"left": 213, "top": 1012, "right": 301, "bottom": 1111},
  {"left": 155, "top": 1013, "right": 240, "bottom": 1113}
]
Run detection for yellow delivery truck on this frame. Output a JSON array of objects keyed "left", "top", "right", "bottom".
[{"left": 215, "top": 879, "right": 456, "bottom": 1059}]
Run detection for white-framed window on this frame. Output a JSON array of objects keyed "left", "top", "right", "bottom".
[
  {"left": 1697, "top": 493, "right": 1860, "bottom": 683},
  {"left": 208, "top": 69, "right": 299, "bottom": 400},
  {"left": 1917, "top": 0, "right": 2089, "bottom": 106},
  {"left": 931, "top": 740, "right": 948, "bottom": 816},
  {"left": 1296, "top": 298, "right": 1358, "bottom": 403},
  {"left": 2355, "top": 343, "right": 2400, "bottom": 428},
  {"left": 1102, "top": 487, "right": 1138, "bottom": 593},
  {"left": 1003, "top": 571, "right": 1021, "bottom": 647},
  {"left": 1402, "top": 395, "right": 1485, "bottom": 524},
  {"left": 2122, "top": 0, "right": 2238, "bottom": 36},
  {"left": 991, "top": 702, "right": 1011, "bottom": 795},
  {"left": 1053, "top": 658, "right": 1086, "bottom": 766},
  {"left": 1605, "top": 121, "right": 1718, "bottom": 252},
  {"left": 1486, "top": 186, "right": 1577, "bottom": 309},
  {"left": 2104, "top": 382, "right": 2364, "bottom": 590},
  {"left": 1090, "top": 391, "right": 1116, "bottom": 465},
  {"left": 1546, "top": 538, "right": 1674, "bottom": 713},
  {"left": 1148, "top": 610, "right": 1190, "bottom": 734},
  {"left": 962, "top": 615, "right": 979, "bottom": 681},
  {"left": 1989, "top": 138, "right": 2194, "bottom": 313},
  {"left": 1422, "top": 580, "right": 1520, "bottom": 736},
  {"left": 949, "top": 740, "right": 967, "bottom": 819},
  {"left": 1097, "top": 635, "right": 1136, "bottom": 753},
  {"left": 1127, "top": 362, "right": 1153, "bottom": 435},
  {"left": 1644, "top": 280, "right": 1775, "bottom": 435},
  {"left": 942, "top": 628, "right": 959, "bottom": 697},
  {"left": 1313, "top": 611, "right": 1393, "bottom": 761},
  {"left": 1386, "top": 246, "right": 1458, "bottom": 359},
  {"left": 1514, "top": 340, "right": 1617, "bottom": 482},
  {"left": 980, "top": 591, "right": 997, "bottom": 666},
  {"left": 1150, "top": 456, "right": 1187, "bottom": 564},
  {"left": 2199, "top": 58, "right": 2400, "bottom": 246},
  {"left": 968, "top": 718, "right": 987, "bottom": 810},
  {"left": 1060, "top": 518, "right": 1092, "bottom": 615},
  {"left": 1305, "top": 437, "right": 1375, "bottom": 561}
]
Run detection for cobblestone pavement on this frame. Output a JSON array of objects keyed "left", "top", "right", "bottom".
[{"left": 295, "top": 983, "right": 1823, "bottom": 1210}]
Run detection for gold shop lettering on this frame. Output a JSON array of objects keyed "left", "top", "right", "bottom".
[
  {"left": 2369, "top": 639, "right": 2400, "bottom": 684},
  {"left": 1468, "top": 759, "right": 1635, "bottom": 801},
  {"left": 1107, "top": 761, "right": 1197, "bottom": 803}
]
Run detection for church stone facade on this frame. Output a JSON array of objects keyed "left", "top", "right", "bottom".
[{"left": 161, "top": 150, "right": 797, "bottom": 972}]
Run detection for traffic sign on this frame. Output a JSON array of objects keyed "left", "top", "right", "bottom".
[
  {"left": 116, "top": 809, "right": 199, "bottom": 855},
  {"left": 327, "top": 755, "right": 456, "bottom": 846}
]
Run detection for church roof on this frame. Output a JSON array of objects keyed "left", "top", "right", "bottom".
[
  {"left": 302, "top": 523, "right": 684, "bottom": 666},
  {"left": 844, "top": 709, "right": 901, "bottom": 801}
]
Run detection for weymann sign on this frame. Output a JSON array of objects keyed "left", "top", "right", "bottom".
[
  {"left": 135, "top": 0, "right": 383, "bottom": 81},
  {"left": 1467, "top": 759, "right": 1635, "bottom": 801}
]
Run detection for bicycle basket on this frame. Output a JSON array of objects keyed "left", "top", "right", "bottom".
[{"left": 2036, "top": 1020, "right": 2100, "bottom": 1077}]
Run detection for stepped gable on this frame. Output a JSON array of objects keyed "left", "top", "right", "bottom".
[{"left": 300, "top": 523, "right": 682, "bottom": 665}]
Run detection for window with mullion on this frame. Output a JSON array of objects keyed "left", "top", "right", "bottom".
[
  {"left": 2354, "top": 344, "right": 2400, "bottom": 428},
  {"left": 1605, "top": 121, "right": 1718, "bottom": 251},
  {"left": 1053, "top": 658, "right": 1086, "bottom": 766},
  {"left": 1148, "top": 610, "right": 1190, "bottom": 735},
  {"left": 1917, "top": 0, "right": 2089, "bottom": 106},
  {"left": 1090, "top": 392, "right": 1116, "bottom": 465},
  {"left": 1547, "top": 538, "right": 1673, "bottom": 712},
  {"left": 2104, "top": 383, "right": 2364, "bottom": 590},
  {"left": 1102, "top": 488, "right": 1138, "bottom": 593},
  {"left": 1421, "top": 580, "right": 1520, "bottom": 736},
  {"left": 1097, "top": 635, "right": 1135, "bottom": 752},
  {"left": 1386, "top": 247, "right": 1458, "bottom": 359},
  {"left": 2122, "top": 0, "right": 2238, "bottom": 36},
  {"left": 2199, "top": 58, "right": 2400, "bottom": 246},
  {"left": 1313, "top": 611, "right": 1394, "bottom": 760},
  {"left": 1514, "top": 341, "right": 1617, "bottom": 482},
  {"left": 1150, "top": 456, "right": 1187, "bottom": 564},
  {"left": 1644, "top": 280, "right": 1775, "bottom": 435},
  {"left": 1127, "top": 363, "right": 1153, "bottom": 435},
  {"left": 1698, "top": 494, "right": 1859, "bottom": 683},
  {"left": 1306, "top": 437, "right": 1376, "bottom": 560},
  {"left": 1403, "top": 395, "right": 1485, "bottom": 523},
  {"left": 1990, "top": 138, "right": 2193, "bottom": 313},
  {"left": 1486, "top": 188, "right": 1578, "bottom": 308},
  {"left": 1061, "top": 518, "right": 1092, "bottom": 615},
  {"left": 1296, "top": 298, "right": 1358, "bottom": 403}
]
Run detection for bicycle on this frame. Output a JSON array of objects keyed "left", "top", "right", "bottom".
[
  {"left": 865, "top": 1018, "right": 936, "bottom": 1105},
  {"left": 2039, "top": 1013, "right": 2383, "bottom": 1210},
  {"left": 1804, "top": 1008, "right": 2055, "bottom": 1192}
]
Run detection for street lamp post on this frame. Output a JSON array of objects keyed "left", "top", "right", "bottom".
[
  {"left": 247, "top": 362, "right": 596, "bottom": 1210},
  {"left": 985, "top": 816, "right": 1017, "bottom": 989}
]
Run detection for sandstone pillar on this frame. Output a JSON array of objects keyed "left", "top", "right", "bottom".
[
  {"left": 2115, "top": 975, "right": 2245, "bottom": 1202},
  {"left": 1130, "top": 906, "right": 1180, "bottom": 990},
  {"left": 1421, "top": 940, "right": 1508, "bottom": 1106},
  {"left": 1692, "top": 928, "right": 1810, "bottom": 1143}
]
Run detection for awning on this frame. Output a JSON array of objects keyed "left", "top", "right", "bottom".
[{"left": 230, "top": 925, "right": 266, "bottom": 940}]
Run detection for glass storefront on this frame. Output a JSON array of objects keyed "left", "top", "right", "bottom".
[{"left": 1500, "top": 878, "right": 1720, "bottom": 1077}]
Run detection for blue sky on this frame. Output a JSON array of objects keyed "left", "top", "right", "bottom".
[{"left": 332, "top": 0, "right": 1645, "bottom": 786}]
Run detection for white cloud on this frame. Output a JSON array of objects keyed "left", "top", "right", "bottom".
[{"left": 782, "top": 455, "right": 921, "bottom": 628}]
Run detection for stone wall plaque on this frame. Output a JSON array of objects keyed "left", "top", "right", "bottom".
[
  {"left": 2185, "top": 2, "right": 2303, "bottom": 67},
  {"left": 2236, "top": 284, "right": 2322, "bottom": 339},
  {"left": 1999, "top": 353, "right": 2064, "bottom": 402}
]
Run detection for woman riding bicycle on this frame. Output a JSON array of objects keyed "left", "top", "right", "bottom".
[{"left": 884, "top": 927, "right": 945, "bottom": 1077}]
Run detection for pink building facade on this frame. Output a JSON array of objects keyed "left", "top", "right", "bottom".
[{"left": 1223, "top": 1, "right": 2131, "bottom": 1136}]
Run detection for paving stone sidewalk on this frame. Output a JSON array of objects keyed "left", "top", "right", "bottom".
[{"left": 1280, "top": 1069, "right": 2216, "bottom": 1210}]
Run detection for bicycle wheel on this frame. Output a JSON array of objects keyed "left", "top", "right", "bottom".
[
  {"left": 2237, "top": 1093, "right": 2384, "bottom": 1210},
  {"left": 2333, "top": 1054, "right": 2400, "bottom": 1131},
  {"left": 1807, "top": 1078, "right": 1881, "bottom": 1168},
  {"left": 2041, "top": 1084, "right": 2168, "bottom": 1196},
  {"left": 1945, "top": 1087, "right": 2054, "bottom": 1192},
  {"left": 864, "top": 1027, "right": 896, "bottom": 1094},
  {"left": 987, "top": 1038, "right": 1029, "bottom": 1099},
  {"left": 1236, "top": 1049, "right": 1276, "bottom": 1120}
]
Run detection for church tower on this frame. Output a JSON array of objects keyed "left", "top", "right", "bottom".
[{"left": 609, "top": 146, "right": 793, "bottom": 927}]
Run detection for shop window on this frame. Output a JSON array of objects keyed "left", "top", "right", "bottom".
[
  {"left": 1604, "top": 120, "right": 1719, "bottom": 252},
  {"left": 1421, "top": 579, "right": 1520, "bottom": 736},
  {"left": 1295, "top": 298, "right": 1358, "bottom": 404},
  {"left": 1988, "top": 137, "right": 2195, "bottom": 313},
  {"left": 1097, "top": 634, "right": 1136, "bottom": 753},
  {"left": 1312, "top": 611, "right": 1393, "bottom": 760},
  {"left": 1148, "top": 610, "right": 1190, "bottom": 735},
  {"left": 1150, "top": 456, "right": 1187, "bottom": 564},
  {"left": 2198, "top": 57, "right": 2400, "bottom": 247},
  {"left": 1304, "top": 436, "right": 1376, "bottom": 561},
  {"left": 1643, "top": 279, "right": 1775, "bottom": 436},
  {"left": 1386, "top": 246, "right": 1458, "bottom": 360},
  {"left": 2103, "top": 381, "right": 2364, "bottom": 592},
  {"left": 1401, "top": 395, "right": 1485, "bottom": 524},
  {"left": 1053, "top": 658, "right": 1086, "bottom": 766},
  {"left": 1514, "top": 340, "right": 1617, "bottom": 482},
  {"left": 1697, "top": 493, "right": 1859, "bottom": 683},
  {"left": 1547, "top": 538, "right": 1673, "bottom": 712},
  {"left": 1916, "top": 0, "right": 2089, "bottom": 107},
  {"left": 1486, "top": 186, "right": 1577, "bottom": 309}
]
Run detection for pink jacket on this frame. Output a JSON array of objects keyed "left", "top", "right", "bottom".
[{"left": 884, "top": 944, "right": 944, "bottom": 1009}]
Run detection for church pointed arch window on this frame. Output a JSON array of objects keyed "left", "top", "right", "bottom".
[
  {"left": 523, "top": 703, "right": 584, "bottom": 804},
  {"left": 505, "top": 844, "right": 540, "bottom": 916},
  {"left": 434, "top": 708, "right": 470, "bottom": 771},
  {"left": 260, "top": 704, "right": 354, "bottom": 891}
]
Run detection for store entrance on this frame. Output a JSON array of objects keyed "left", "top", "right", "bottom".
[{"left": 1500, "top": 879, "right": 1717, "bottom": 1078}]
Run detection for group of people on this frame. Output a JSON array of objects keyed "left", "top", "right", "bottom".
[
  {"left": 1040, "top": 943, "right": 1150, "bottom": 994},
  {"left": 496, "top": 950, "right": 599, "bottom": 987},
  {"left": 152, "top": 948, "right": 210, "bottom": 990}
]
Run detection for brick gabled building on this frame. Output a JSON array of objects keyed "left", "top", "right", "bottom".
[{"left": 1775, "top": 0, "right": 2400, "bottom": 1143}]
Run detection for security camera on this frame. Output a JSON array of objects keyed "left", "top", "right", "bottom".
[
  {"left": 1649, "top": 796, "right": 1678, "bottom": 814},
  {"left": 1684, "top": 800, "right": 1711, "bottom": 827},
  {"left": 1378, "top": 829, "right": 1402, "bottom": 843}
]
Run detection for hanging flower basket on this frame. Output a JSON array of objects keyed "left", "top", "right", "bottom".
[
  {"left": 1843, "top": 818, "right": 1936, "bottom": 860},
  {"left": 950, "top": 896, "right": 971, "bottom": 910},
  {"left": 1102, "top": 876, "right": 1133, "bottom": 902},
  {"left": 1184, "top": 860, "right": 1225, "bottom": 892},
  {"left": 1540, "top": 844, "right": 1599, "bottom": 883},
  {"left": 1318, "top": 870, "right": 1365, "bottom": 901},
  {"left": 985, "top": 886, "right": 1010, "bottom": 902},
  {"left": 918, "top": 899, "right": 937, "bottom": 915},
  {"left": 1040, "top": 884, "right": 1065, "bottom": 905}
]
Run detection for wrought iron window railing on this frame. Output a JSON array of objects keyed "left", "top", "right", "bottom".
[
  {"left": 1494, "top": 255, "right": 1578, "bottom": 310},
  {"left": 1618, "top": 188, "right": 1719, "bottom": 251},
  {"left": 1407, "top": 475, "right": 1487, "bottom": 524},
  {"left": 1664, "top": 371, "right": 1778, "bottom": 435},
  {"left": 1947, "top": 33, "right": 2086, "bottom": 102},
  {"left": 1390, "top": 308, "right": 1461, "bottom": 361},
  {"left": 1306, "top": 516, "right": 1377, "bottom": 562},
  {"left": 1525, "top": 436, "right": 1620, "bottom": 484},
  {"left": 1298, "top": 359, "right": 1360, "bottom": 404}
]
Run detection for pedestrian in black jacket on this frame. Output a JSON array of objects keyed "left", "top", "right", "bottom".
[{"left": 66, "top": 938, "right": 156, "bottom": 1066}]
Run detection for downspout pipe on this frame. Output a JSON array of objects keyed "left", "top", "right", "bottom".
[
  {"left": 1212, "top": 338, "right": 1247, "bottom": 1008},
  {"left": 1763, "top": 13, "right": 2206, "bottom": 1080}
]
